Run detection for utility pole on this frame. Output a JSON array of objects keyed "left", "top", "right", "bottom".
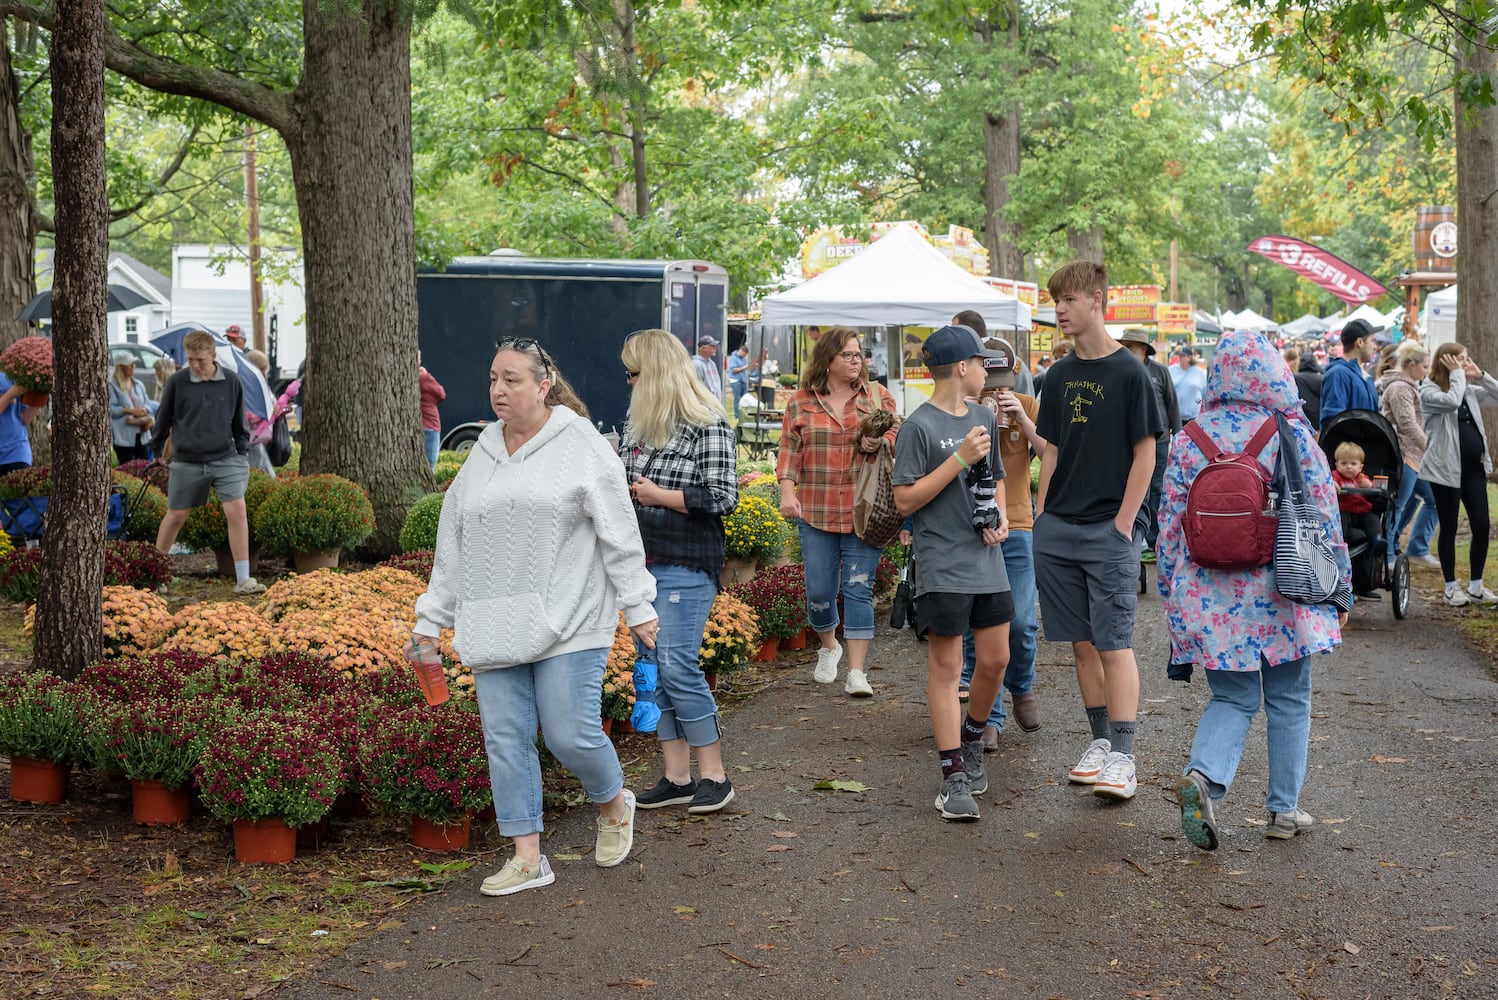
[
  {"left": 1169, "top": 239, "right": 1178, "bottom": 302},
  {"left": 245, "top": 124, "right": 265, "bottom": 353}
]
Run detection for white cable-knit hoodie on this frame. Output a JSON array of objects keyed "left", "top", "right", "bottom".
[{"left": 412, "top": 405, "right": 658, "bottom": 670}]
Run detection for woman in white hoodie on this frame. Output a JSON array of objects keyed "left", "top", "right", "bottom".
[{"left": 411, "top": 339, "right": 660, "bottom": 897}]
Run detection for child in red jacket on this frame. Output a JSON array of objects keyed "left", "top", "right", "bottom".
[{"left": 1333, "top": 441, "right": 1381, "bottom": 598}]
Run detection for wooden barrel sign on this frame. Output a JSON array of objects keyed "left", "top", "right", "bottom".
[{"left": 1414, "top": 205, "right": 1457, "bottom": 272}]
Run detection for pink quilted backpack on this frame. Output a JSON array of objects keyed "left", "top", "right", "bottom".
[{"left": 1182, "top": 418, "right": 1279, "bottom": 570}]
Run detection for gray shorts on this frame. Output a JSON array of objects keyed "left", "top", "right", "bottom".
[
  {"left": 1033, "top": 512, "right": 1140, "bottom": 652},
  {"left": 168, "top": 455, "right": 250, "bottom": 510}
]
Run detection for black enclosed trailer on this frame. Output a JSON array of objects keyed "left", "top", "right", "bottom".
[{"left": 418, "top": 255, "right": 730, "bottom": 447}]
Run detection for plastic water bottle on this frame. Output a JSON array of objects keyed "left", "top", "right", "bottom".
[{"left": 403, "top": 638, "right": 450, "bottom": 706}]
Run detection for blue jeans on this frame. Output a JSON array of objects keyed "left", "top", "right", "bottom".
[
  {"left": 729, "top": 379, "right": 748, "bottom": 418},
  {"left": 473, "top": 648, "right": 624, "bottom": 838},
  {"left": 961, "top": 530, "right": 1037, "bottom": 728},
  {"left": 1186, "top": 656, "right": 1312, "bottom": 814},
  {"left": 646, "top": 564, "right": 722, "bottom": 746},
  {"left": 1393, "top": 467, "right": 1438, "bottom": 557},
  {"left": 798, "top": 523, "right": 881, "bottom": 640},
  {"left": 423, "top": 429, "right": 441, "bottom": 470}
]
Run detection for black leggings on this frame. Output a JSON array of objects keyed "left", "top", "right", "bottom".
[{"left": 1430, "top": 462, "right": 1490, "bottom": 584}]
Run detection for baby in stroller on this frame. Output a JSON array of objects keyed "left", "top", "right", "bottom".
[{"left": 1332, "top": 440, "right": 1382, "bottom": 598}]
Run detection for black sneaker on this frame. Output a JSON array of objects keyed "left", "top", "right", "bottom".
[
  {"left": 636, "top": 776, "right": 696, "bottom": 810},
  {"left": 687, "top": 777, "right": 735, "bottom": 814}
]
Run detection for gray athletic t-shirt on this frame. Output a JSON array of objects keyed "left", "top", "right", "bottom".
[{"left": 892, "top": 401, "right": 1010, "bottom": 597}]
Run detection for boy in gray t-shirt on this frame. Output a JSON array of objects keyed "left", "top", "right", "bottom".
[{"left": 892, "top": 325, "right": 1013, "bottom": 823}]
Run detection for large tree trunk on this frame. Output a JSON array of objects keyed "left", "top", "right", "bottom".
[
  {"left": 1455, "top": 30, "right": 1498, "bottom": 457},
  {"left": 35, "top": 0, "right": 107, "bottom": 678},
  {"left": 1067, "top": 225, "right": 1104, "bottom": 265},
  {"left": 0, "top": 22, "right": 37, "bottom": 347},
  {"left": 288, "top": 0, "right": 429, "bottom": 554},
  {"left": 980, "top": 0, "right": 1023, "bottom": 281}
]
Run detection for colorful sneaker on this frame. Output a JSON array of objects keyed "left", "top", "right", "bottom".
[
  {"left": 1067, "top": 738, "right": 1111, "bottom": 784},
  {"left": 961, "top": 741, "right": 988, "bottom": 796},
  {"left": 480, "top": 855, "right": 555, "bottom": 897},
  {"left": 934, "top": 772, "right": 980, "bottom": 821},
  {"left": 844, "top": 669, "right": 873, "bottom": 697},
  {"left": 813, "top": 643, "right": 843, "bottom": 684},
  {"left": 1093, "top": 751, "right": 1137, "bottom": 800},
  {"left": 1177, "top": 770, "right": 1219, "bottom": 851},
  {"left": 687, "top": 777, "right": 735, "bottom": 814},
  {"left": 635, "top": 775, "right": 696, "bottom": 810},
  {"left": 594, "top": 790, "right": 636, "bottom": 867},
  {"left": 233, "top": 577, "right": 267, "bottom": 595},
  {"left": 1266, "top": 808, "right": 1314, "bottom": 840}
]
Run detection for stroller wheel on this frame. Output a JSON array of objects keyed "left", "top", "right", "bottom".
[{"left": 1392, "top": 554, "right": 1410, "bottom": 620}]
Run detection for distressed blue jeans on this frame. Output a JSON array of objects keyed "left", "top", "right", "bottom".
[
  {"left": 797, "top": 522, "right": 880, "bottom": 640},
  {"left": 473, "top": 648, "right": 624, "bottom": 838},
  {"left": 646, "top": 564, "right": 723, "bottom": 747},
  {"left": 961, "top": 529, "right": 1037, "bottom": 728},
  {"left": 1392, "top": 466, "right": 1438, "bottom": 558},
  {"left": 1186, "top": 656, "right": 1313, "bottom": 814}
]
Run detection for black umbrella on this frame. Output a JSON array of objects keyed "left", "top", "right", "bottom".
[{"left": 16, "top": 283, "right": 153, "bottom": 323}]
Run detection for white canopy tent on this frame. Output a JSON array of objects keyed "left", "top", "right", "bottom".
[
  {"left": 1340, "top": 303, "right": 1388, "bottom": 330},
  {"left": 1226, "top": 308, "right": 1278, "bottom": 332},
  {"left": 1279, "top": 313, "right": 1328, "bottom": 339},
  {"left": 759, "top": 224, "right": 1031, "bottom": 330},
  {"left": 1426, "top": 285, "right": 1457, "bottom": 347}
]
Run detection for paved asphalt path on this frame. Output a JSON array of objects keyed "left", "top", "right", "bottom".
[{"left": 283, "top": 576, "right": 1498, "bottom": 999}]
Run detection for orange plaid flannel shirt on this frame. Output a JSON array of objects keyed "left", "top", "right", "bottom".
[{"left": 776, "top": 381, "right": 898, "bottom": 533}]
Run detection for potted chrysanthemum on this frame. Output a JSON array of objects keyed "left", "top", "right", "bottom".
[
  {"left": 0, "top": 672, "right": 94, "bottom": 803},
  {"left": 253, "top": 473, "right": 375, "bottom": 572},
  {"left": 87, "top": 696, "right": 217, "bottom": 825},
  {"left": 360, "top": 701, "right": 491, "bottom": 852},
  {"left": 195, "top": 708, "right": 344, "bottom": 864},
  {"left": 698, "top": 591, "right": 759, "bottom": 689},
  {"left": 0, "top": 335, "right": 53, "bottom": 402}
]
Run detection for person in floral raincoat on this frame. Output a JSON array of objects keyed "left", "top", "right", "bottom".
[{"left": 1155, "top": 329, "right": 1351, "bottom": 852}]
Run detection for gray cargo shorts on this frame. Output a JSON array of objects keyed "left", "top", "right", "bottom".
[
  {"left": 167, "top": 454, "right": 250, "bottom": 510},
  {"left": 1033, "top": 511, "right": 1140, "bottom": 652}
]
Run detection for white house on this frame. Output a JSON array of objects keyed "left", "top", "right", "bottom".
[
  {"left": 33, "top": 249, "right": 174, "bottom": 342},
  {"left": 171, "top": 244, "right": 307, "bottom": 374}
]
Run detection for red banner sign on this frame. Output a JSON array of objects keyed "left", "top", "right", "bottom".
[{"left": 1248, "top": 236, "right": 1388, "bottom": 305}]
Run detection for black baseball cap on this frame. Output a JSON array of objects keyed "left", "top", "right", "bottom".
[{"left": 922, "top": 324, "right": 1000, "bottom": 368}]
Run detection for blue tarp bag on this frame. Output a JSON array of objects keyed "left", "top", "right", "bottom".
[{"left": 630, "top": 652, "right": 660, "bottom": 733}]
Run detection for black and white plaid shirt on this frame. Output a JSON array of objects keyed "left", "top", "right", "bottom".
[{"left": 620, "top": 419, "right": 738, "bottom": 579}]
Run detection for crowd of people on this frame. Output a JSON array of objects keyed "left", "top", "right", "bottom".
[{"left": 401, "top": 266, "right": 1498, "bottom": 897}]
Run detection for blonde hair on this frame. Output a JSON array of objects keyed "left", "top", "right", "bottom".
[
  {"left": 494, "top": 339, "right": 589, "bottom": 419},
  {"left": 621, "top": 329, "right": 722, "bottom": 448},
  {"left": 1046, "top": 261, "right": 1107, "bottom": 302},
  {"left": 245, "top": 349, "right": 270, "bottom": 374},
  {"left": 1334, "top": 441, "right": 1365, "bottom": 464},
  {"left": 183, "top": 330, "right": 215, "bottom": 354},
  {"left": 1395, "top": 339, "right": 1429, "bottom": 371}
]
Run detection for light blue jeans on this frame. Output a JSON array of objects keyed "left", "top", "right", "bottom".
[
  {"left": 646, "top": 564, "right": 723, "bottom": 747},
  {"left": 797, "top": 522, "right": 881, "bottom": 640},
  {"left": 423, "top": 429, "right": 441, "bottom": 470},
  {"left": 473, "top": 648, "right": 624, "bottom": 838},
  {"left": 961, "top": 530, "right": 1037, "bottom": 728},
  {"left": 1392, "top": 466, "right": 1438, "bottom": 558},
  {"left": 1186, "top": 656, "right": 1312, "bottom": 814}
]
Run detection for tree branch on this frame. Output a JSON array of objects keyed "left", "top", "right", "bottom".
[{"left": 0, "top": 0, "right": 296, "bottom": 133}]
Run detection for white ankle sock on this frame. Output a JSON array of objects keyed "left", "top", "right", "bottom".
[
  {"left": 1470, "top": 579, "right": 1484, "bottom": 595},
  {"left": 234, "top": 559, "right": 250, "bottom": 585}
]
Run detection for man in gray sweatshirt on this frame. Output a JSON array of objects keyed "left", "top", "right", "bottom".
[{"left": 151, "top": 329, "right": 266, "bottom": 594}]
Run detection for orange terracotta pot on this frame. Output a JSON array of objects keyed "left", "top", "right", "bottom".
[
  {"left": 232, "top": 817, "right": 297, "bottom": 864},
  {"left": 411, "top": 815, "right": 471, "bottom": 852},
  {"left": 704, "top": 671, "right": 718, "bottom": 692},
  {"left": 131, "top": 779, "right": 191, "bottom": 826},
  {"left": 600, "top": 716, "right": 614, "bottom": 737},
  {"left": 780, "top": 630, "right": 807, "bottom": 651},
  {"left": 9, "top": 757, "right": 68, "bottom": 804},
  {"left": 753, "top": 637, "right": 779, "bottom": 662}
]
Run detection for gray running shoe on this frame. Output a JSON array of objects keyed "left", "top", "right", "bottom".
[
  {"left": 961, "top": 741, "right": 988, "bottom": 796},
  {"left": 1177, "top": 770, "right": 1219, "bottom": 851},
  {"left": 1266, "top": 808, "right": 1314, "bottom": 840},
  {"left": 934, "top": 772, "right": 980, "bottom": 821}
]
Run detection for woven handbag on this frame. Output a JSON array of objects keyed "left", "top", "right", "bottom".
[
  {"left": 1271, "top": 413, "right": 1352, "bottom": 609},
  {"left": 852, "top": 440, "right": 904, "bottom": 548}
]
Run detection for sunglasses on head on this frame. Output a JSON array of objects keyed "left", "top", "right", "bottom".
[{"left": 496, "top": 337, "right": 553, "bottom": 381}]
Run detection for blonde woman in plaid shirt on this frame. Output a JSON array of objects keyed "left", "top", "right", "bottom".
[
  {"left": 777, "top": 327, "right": 899, "bottom": 696},
  {"left": 621, "top": 330, "right": 741, "bottom": 814}
]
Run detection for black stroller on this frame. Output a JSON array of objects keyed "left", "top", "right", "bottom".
[{"left": 1319, "top": 409, "right": 1409, "bottom": 619}]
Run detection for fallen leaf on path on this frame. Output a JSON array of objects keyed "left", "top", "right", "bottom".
[
  {"left": 754, "top": 944, "right": 775, "bottom": 951},
  {"left": 1419, "top": 925, "right": 1455, "bottom": 932},
  {"left": 606, "top": 977, "right": 657, "bottom": 989},
  {"left": 813, "top": 779, "right": 869, "bottom": 793},
  {"left": 383, "top": 961, "right": 407, "bottom": 970},
  {"left": 672, "top": 905, "right": 696, "bottom": 914},
  {"left": 1371, "top": 756, "right": 1408, "bottom": 764},
  {"left": 1023, "top": 832, "right": 1040, "bottom": 839},
  {"left": 766, "top": 845, "right": 792, "bottom": 853},
  {"left": 1343, "top": 941, "right": 1361, "bottom": 954},
  {"left": 771, "top": 831, "right": 799, "bottom": 839},
  {"left": 764, "top": 812, "right": 790, "bottom": 821}
]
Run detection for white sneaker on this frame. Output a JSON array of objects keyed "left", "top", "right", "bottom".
[
  {"left": 1468, "top": 585, "right": 1498, "bottom": 603},
  {"left": 1445, "top": 588, "right": 1472, "bottom": 607},
  {"left": 1409, "top": 553, "right": 1441, "bottom": 569},
  {"left": 1067, "top": 738, "right": 1112, "bottom": 784},
  {"left": 233, "top": 577, "right": 267, "bottom": 595},
  {"left": 844, "top": 669, "right": 872, "bottom": 697},
  {"left": 1093, "top": 751, "right": 1138, "bottom": 800},
  {"left": 813, "top": 643, "right": 843, "bottom": 684}
]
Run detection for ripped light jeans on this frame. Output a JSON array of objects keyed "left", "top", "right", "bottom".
[{"left": 797, "top": 522, "right": 881, "bottom": 640}]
